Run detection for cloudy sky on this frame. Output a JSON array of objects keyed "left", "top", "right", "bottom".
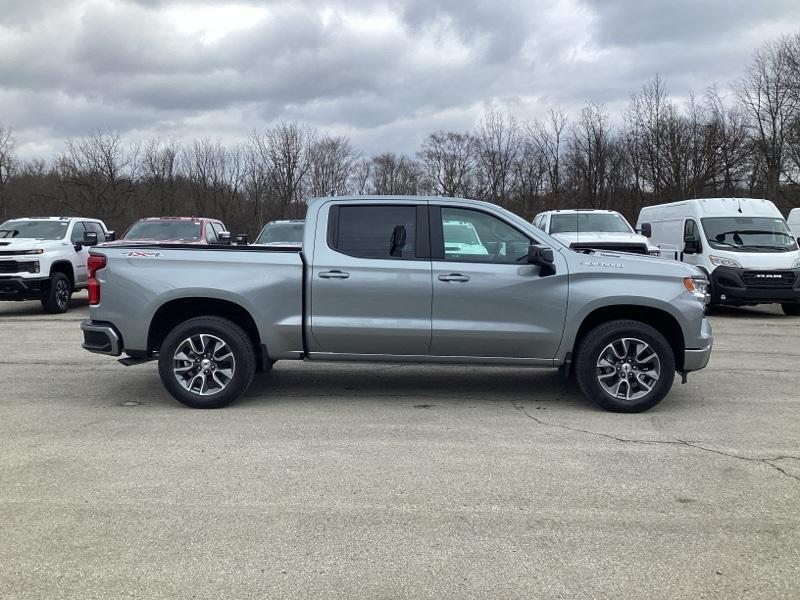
[{"left": 2, "top": 0, "right": 800, "bottom": 159}]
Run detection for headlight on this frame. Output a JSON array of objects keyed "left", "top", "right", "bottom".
[
  {"left": 709, "top": 255, "right": 742, "bottom": 268},
  {"left": 684, "top": 276, "right": 710, "bottom": 303},
  {"left": 792, "top": 258, "right": 800, "bottom": 269}
]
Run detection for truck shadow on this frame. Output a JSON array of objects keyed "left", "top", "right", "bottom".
[
  {"left": 0, "top": 294, "right": 89, "bottom": 317},
  {"left": 708, "top": 305, "right": 787, "bottom": 319},
  {"left": 242, "top": 364, "right": 589, "bottom": 410}
]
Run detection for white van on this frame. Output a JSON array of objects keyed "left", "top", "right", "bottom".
[
  {"left": 788, "top": 208, "right": 800, "bottom": 240},
  {"left": 637, "top": 198, "right": 800, "bottom": 315}
]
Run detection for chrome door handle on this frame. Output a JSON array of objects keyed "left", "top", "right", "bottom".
[
  {"left": 438, "top": 273, "right": 470, "bottom": 282},
  {"left": 319, "top": 270, "right": 350, "bottom": 279}
]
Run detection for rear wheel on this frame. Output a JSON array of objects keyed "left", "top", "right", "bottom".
[
  {"left": 575, "top": 320, "right": 676, "bottom": 413},
  {"left": 782, "top": 303, "right": 800, "bottom": 316},
  {"left": 41, "top": 272, "right": 72, "bottom": 314},
  {"left": 158, "top": 316, "right": 256, "bottom": 408}
]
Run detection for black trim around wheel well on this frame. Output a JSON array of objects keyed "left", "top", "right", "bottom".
[
  {"left": 574, "top": 305, "right": 685, "bottom": 371},
  {"left": 49, "top": 260, "right": 75, "bottom": 287},
  {"left": 147, "top": 298, "right": 269, "bottom": 368}
]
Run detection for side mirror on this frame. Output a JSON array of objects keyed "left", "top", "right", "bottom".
[
  {"left": 639, "top": 222, "right": 652, "bottom": 238},
  {"left": 218, "top": 231, "right": 231, "bottom": 245},
  {"left": 683, "top": 237, "right": 701, "bottom": 255},
  {"left": 83, "top": 231, "right": 99, "bottom": 246},
  {"left": 105, "top": 230, "right": 116, "bottom": 242},
  {"left": 235, "top": 233, "right": 249, "bottom": 245},
  {"left": 527, "top": 244, "right": 556, "bottom": 276}
]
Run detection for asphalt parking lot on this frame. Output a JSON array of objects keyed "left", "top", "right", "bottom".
[{"left": 1, "top": 293, "right": 798, "bottom": 600}]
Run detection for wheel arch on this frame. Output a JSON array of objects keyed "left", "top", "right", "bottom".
[
  {"left": 573, "top": 305, "right": 686, "bottom": 371},
  {"left": 49, "top": 260, "right": 75, "bottom": 288},
  {"left": 148, "top": 297, "right": 269, "bottom": 369}
]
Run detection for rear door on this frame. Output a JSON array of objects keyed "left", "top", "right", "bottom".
[
  {"left": 309, "top": 202, "right": 432, "bottom": 355},
  {"left": 429, "top": 205, "right": 568, "bottom": 359}
]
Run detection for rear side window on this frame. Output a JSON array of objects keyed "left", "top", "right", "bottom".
[
  {"left": 330, "top": 205, "right": 417, "bottom": 259},
  {"left": 205, "top": 223, "right": 217, "bottom": 243}
]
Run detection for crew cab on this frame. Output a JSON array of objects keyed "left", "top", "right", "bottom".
[
  {"left": 81, "top": 196, "right": 712, "bottom": 413},
  {"left": 120, "top": 217, "right": 227, "bottom": 244},
  {"left": 533, "top": 209, "right": 656, "bottom": 255},
  {"left": 0, "top": 217, "right": 113, "bottom": 313}
]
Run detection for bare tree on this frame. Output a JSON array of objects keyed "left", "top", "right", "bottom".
[
  {"left": 418, "top": 131, "right": 476, "bottom": 197},
  {"left": 706, "top": 88, "right": 752, "bottom": 194},
  {"left": 251, "top": 122, "right": 315, "bottom": 218},
  {"left": 566, "top": 102, "right": 615, "bottom": 208},
  {"left": 736, "top": 37, "right": 800, "bottom": 197},
  {"left": 533, "top": 109, "right": 568, "bottom": 202},
  {"left": 0, "top": 124, "right": 15, "bottom": 221},
  {"left": 474, "top": 109, "right": 521, "bottom": 204},
  {"left": 368, "top": 153, "right": 427, "bottom": 195},
  {"left": 308, "top": 135, "right": 357, "bottom": 198}
]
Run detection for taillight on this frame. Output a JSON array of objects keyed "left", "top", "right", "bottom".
[{"left": 87, "top": 254, "right": 106, "bottom": 305}]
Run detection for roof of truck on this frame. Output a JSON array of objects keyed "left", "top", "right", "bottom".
[{"left": 639, "top": 197, "right": 781, "bottom": 219}]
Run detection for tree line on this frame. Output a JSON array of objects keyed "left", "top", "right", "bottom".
[{"left": 2, "top": 34, "right": 800, "bottom": 237}]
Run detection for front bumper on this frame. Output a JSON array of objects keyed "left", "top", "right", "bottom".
[
  {"left": 81, "top": 320, "right": 123, "bottom": 356},
  {"left": 683, "top": 317, "right": 713, "bottom": 372},
  {"left": 0, "top": 276, "right": 50, "bottom": 300},
  {"left": 710, "top": 266, "right": 800, "bottom": 305}
]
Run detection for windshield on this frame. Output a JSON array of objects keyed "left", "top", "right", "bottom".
[
  {"left": 0, "top": 220, "right": 69, "bottom": 240},
  {"left": 701, "top": 217, "right": 798, "bottom": 252},
  {"left": 443, "top": 222, "right": 482, "bottom": 244},
  {"left": 256, "top": 222, "right": 304, "bottom": 244},
  {"left": 124, "top": 220, "right": 201, "bottom": 241},
  {"left": 549, "top": 213, "right": 632, "bottom": 234}
]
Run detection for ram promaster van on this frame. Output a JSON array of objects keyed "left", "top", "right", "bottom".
[{"left": 637, "top": 198, "right": 800, "bottom": 315}]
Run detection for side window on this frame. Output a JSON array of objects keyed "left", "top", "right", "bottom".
[
  {"left": 684, "top": 219, "right": 697, "bottom": 240},
  {"left": 440, "top": 207, "right": 530, "bottom": 263},
  {"left": 330, "top": 205, "right": 417, "bottom": 259},
  {"left": 211, "top": 222, "right": 225, "bottom": 236},
  {"left": 205, "top": 223, "right": 217, "bottom": 243},
  {"left": 71, "top": 222, "right": 86, "bottom": 244}
]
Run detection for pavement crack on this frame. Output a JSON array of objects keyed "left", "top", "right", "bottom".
[{"left": 511, "top": 399, "right": 800, "bottom": 484}]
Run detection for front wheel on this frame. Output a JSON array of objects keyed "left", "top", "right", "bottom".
[
  {"left": 575, "top": 319, "right": 676, "bottom": 413},
  {"left": 41, "top": 272, "right": 72, "bottom": 314},
  {"left": 781, "top": 303, "right": 800, "bottom": 316},
  {"left": 158, "top": 316, "right": 256, "bottom": 408}
]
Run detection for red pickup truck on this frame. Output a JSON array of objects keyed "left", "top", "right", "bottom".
[{"left": 120, "top": 217, "right": 227, "bottom": 244}]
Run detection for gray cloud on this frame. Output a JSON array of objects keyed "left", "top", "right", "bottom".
[{"left": 1, "top": 0, "right": 799, "bottom": 159}]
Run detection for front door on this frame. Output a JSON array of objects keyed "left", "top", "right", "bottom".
[
  {"left": 70, "top": 222, "right": 89, "bottom": 286},
  {"left": 429, "top": 205, "right": 568, "bottom": 359},
  {"left": 310, "top": 203, "right": 432, "bottom": 356}
]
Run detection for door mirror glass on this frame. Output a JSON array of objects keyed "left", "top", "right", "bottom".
[
  {"left": 217, "top": 231, "right": 231, "bottom": 245},
  {"left": 639, "top": 222, "right": 652, "bottom": 238},
  {"left": 83, "top": 231, "right": 99, "bottom": 246},
  {"left": 683, "top": 238, "right": 701, "bottom": 255},
  {"left": 105, "top": 230, "right": 116, "bottom": 242}
]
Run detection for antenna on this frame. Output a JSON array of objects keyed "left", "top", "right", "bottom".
[{"left": 737, "top": 198, "right": 743, "bottom": 214}]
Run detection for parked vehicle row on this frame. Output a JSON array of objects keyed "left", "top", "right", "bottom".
[{"left": 80, "top": 195, "right": 713, "bottom": 413}]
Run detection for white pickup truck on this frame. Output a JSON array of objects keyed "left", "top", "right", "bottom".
[{"left": 0, "top": 217, "right": 113, "bottom": 313}]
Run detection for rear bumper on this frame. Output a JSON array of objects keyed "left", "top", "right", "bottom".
[
  {"left": 81, "top": 320, "right": 122, "bottom": 356},
  {"left": 683, "top": 318, "right": 713, "bottom": 372},
  {"left": 0, "top": 276, "right": 50, "bottom": 300},
  {"left": 710, "top": 267, "right": 800, "bottom": 305}
]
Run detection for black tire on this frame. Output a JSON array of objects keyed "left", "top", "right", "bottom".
[
  {"left": 41, "top": 272, "right": 72, "bottom": 314},
  {"left": 158, "top": 316, "right": 256, "bottom": 409},
  {"left": 782, "top": 303, "right": 800, "bottom": 316},
  {"left": 575, "top": 319, "right": 676, "bottom": 413}
]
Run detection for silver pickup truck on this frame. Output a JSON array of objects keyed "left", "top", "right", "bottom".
[{"left": 81, "top": 196, "right": 713, "bottom": 412}]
